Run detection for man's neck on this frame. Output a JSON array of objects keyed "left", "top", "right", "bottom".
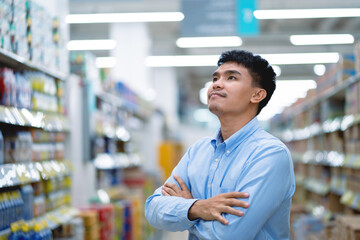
[{"left": 219, "top": 113, "right": 255, "bottom": 141}]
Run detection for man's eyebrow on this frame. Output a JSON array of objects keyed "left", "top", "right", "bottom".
[
  {"left": 226, "top": 70, "right": 241, "bottom": 75},
  {"left": 212, "top": 70, "right": 241, "bottom": 76},
  {"left": 212, "top": 71, "right": 219, "bottom": 77}
]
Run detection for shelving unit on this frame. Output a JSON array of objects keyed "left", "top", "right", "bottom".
[
  {"left": 0, "top": 1, "right": 78, "bottom": 238},
  {"left": 270, "top": 50, "right": 360, "bottom": 238}
]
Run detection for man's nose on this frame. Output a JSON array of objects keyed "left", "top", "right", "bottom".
[{"left": 213, "top": 78, "right": 224, "bottom": 88}]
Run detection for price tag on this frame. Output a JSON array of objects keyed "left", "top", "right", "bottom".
[
  {"left": 16, "top": 163, "right": 31, "bottom": 184},
  {"left": 341, "top": 190, "right": 355, "bottom": 206}
]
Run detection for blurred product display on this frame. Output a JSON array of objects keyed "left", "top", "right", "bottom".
[{"left": 270, "top": 44, "right": 360, "bottom": 239}]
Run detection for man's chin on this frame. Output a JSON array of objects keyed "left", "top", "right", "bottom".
[{"left": 208, "top": 105, "right": 222, "bottom": 116}]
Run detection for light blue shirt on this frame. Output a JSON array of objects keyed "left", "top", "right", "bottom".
[{"left": 145, "top": 117, "right": 295, "bottom": 240}]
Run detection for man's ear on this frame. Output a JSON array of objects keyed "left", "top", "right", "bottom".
[{"left": 250, "top": 89, "right": 267, "bottom": 104}]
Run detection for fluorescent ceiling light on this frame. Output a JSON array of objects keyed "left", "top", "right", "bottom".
[
  {"left": 290, "top": 34, "right": 354, "bottom": 45},
  {"left": 262, "top": 52, "right": 340, "bottom": 65},
  {"left": 145, "top": 52, "right": 340, "bottom": 67},
  {"left": 67, "top": 40, "right": 116, "bottom": 50},
  {"left": 145, "top": 55, "right": 218, "bottom": 67},
  {"left": 176, "top": 36, "right": 242, "bottom": 48},
  {"left": 254, "top": 8, "right": 360, "bottom": 19},
  {"left": 66, "top": 12, "right": 184, "bottom": 24},
  {"left": 96, "top": 57, "right": 116, "bottom": 68}
]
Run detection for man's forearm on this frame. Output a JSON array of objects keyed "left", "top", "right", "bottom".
[{"left": 145, "top": 189, "right": 198, "bottom": 231}]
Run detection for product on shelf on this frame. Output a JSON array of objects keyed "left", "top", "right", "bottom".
[
  {"left": 79, "top": 210, "right": 100, "bottom": 240},
  {"left": 81, "top": 204, "right": 115, "bottom": 240},
  {"left": 8, "top": 219, "right": 53, "bottom": 240},
  {"left": 4, "top": 131, "right": 33, "bottom": 164},
  {"left": 52, "top": 217, "right": 84, "bottom": 240},
  {"left": 0, "top": 0, "right": 12, "bottom": 52},
  {"left": 20, "top": 184, "right": 34, "bottom": 220}
]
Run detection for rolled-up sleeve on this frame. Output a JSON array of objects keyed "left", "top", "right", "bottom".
[{"left": 145, "top": 147, "right": 199, "bottom": 231}]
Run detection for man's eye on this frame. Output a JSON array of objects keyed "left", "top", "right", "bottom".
[
  {"left": 212, "top": 77, "right": 218, "bottom": 82},
  {"left": 229, "top": 76, "right": 236, "bottom": 80}
]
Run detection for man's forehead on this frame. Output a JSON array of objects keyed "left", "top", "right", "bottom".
[{"left": 213, "top": 62, "right": 246, "bottom": 75}]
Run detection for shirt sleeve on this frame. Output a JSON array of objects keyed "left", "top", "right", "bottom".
[
  {"left": 189, "top": 146, "right": 295, "bottom": 239},
  {"left": 145, "top": 147, "right": 199, "bottom": 232}
]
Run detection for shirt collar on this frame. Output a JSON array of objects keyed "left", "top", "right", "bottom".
[{"left": 211, "top": 117, "right": 260, "bottom": 153}]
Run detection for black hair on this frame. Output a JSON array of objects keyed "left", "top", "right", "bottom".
[{"left": 217, "top": 50, "right": 276, "bottom": 115}]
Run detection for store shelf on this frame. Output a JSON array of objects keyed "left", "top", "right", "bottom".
[
  {"left": 0, "top": 48, "right": 67, "bottom": 80},
  {"left": 341, "top": 190, "right": 360, "bottom": 211},
  {"left": 303, "top": 178, "right": 330, "bottom": 196},
  {"left": 305, "top": 202, "right": 333, "bottom": 222},
  {"left": 42, "top": 206, "right": 79, "bottom": 230},
  {"left": 294, "top": 151, "right": 345, "bottom": 167},
  {"left": 95, "top": 122, "right": 131, "bottom": 142},
  {"left": 35, "top": 160, "right": 72, "bottom": 180},
  {"left": 97, "top": 91, "right": 153, "bottom": 120},
  {"left": 0, "top": 162, "right": 39, "bottom": 188},
  {"left": 94, "top": 153, "right": 141, "bottom": 170},
  {"left": 0, "top": 206, "right": 78, "bottom": 239},
  {"left": 0, "top": 105, "right": 69, "bottom": 132},
  {"left": 281, "top": 114, "right": 360, "bottom": 142},
  {"left": 288, "top": 74, "right": 360, "bottom": 118},
  {"left": 343, "top": 154, "right": 360, "bottom": 169},
  {"left": 0, "top": 160, "right": 71, "bottom": 188}
]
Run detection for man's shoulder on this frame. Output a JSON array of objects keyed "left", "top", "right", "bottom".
[{"left": 251, "top": 128, "right": 289, "bottom": 152}]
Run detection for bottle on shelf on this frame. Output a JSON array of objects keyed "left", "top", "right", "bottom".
[
  {"left": 8, "top": 222, "right": 23, "bottom": 240},
  {"left": 21, "top": 222, "right": 32, "bottom": 240}
]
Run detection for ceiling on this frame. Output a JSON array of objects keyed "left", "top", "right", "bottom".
[{"left": 69, "top": 0, "right": 360, "bottom": 121}]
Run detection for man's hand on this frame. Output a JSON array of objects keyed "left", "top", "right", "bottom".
[
  {"left": 188, "top": 192, "right": 250, "bottom": 225},
  {"left": 161, "top": 174, "right": 193, "bottom": 199}
]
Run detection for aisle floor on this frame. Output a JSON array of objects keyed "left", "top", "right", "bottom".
[{"left": 159, "top": 230, "right": 188, "bottom": 240}]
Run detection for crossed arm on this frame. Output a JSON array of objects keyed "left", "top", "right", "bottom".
[
  {"left": 162, "top": 174, "right": 249, "bottom": 225},
  {"left": 145, "top": 147, "right": 294, "bottom": 239}
]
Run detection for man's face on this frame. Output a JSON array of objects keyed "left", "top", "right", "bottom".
[{"left": 207, "top": 61, "right": 258, "bottom": 117}]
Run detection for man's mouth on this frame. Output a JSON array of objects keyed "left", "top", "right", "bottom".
[{"left": 208, "top": 91, "right": 227, "bottom": 99}]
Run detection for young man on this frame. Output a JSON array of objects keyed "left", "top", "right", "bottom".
[{"left": 145, "top": 50, "right": 295, "bottom": 239}]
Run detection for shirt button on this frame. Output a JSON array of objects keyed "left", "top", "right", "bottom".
[
  {"left": 215, "top": 158, "right": 219, "bottom": 162},
  {"left": 208, "top": 184, "right": 211, "bottom": 188},
  {"left": 226, "top": 150, "right": 230, "bottom": 154}
]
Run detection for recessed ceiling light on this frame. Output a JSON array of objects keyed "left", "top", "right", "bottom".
[{"left": 313, "top": 64, "right": 326, "bottom": 76}]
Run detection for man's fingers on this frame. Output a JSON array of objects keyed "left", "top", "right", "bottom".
[
  {"left": 173, "top": 174, "right": 189, "bottom": 191},
  {"left": 162, "top": 186, "right": 177, "bottom": 196},
  {"left": 222, "top": 206, "right": 244, "bottom": 217},
  {"left": 214, "top": 213, "right": 229, "bottom": 225},
  {"left": 161, "top": 190, "right": 170, "bottom": 196},
  {"left": 164, "top": 182, "right": 180, "bottom": 193},
  {"left": 222, "top": 191, "right": 250, "bottom": 199},
  {"left": 225, "top": 199, "right": 250, "bottom": 208}
]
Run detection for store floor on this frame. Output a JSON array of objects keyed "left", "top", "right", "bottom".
[{"left": 161, "top": 231, "right": 188, "bottom": 240}]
